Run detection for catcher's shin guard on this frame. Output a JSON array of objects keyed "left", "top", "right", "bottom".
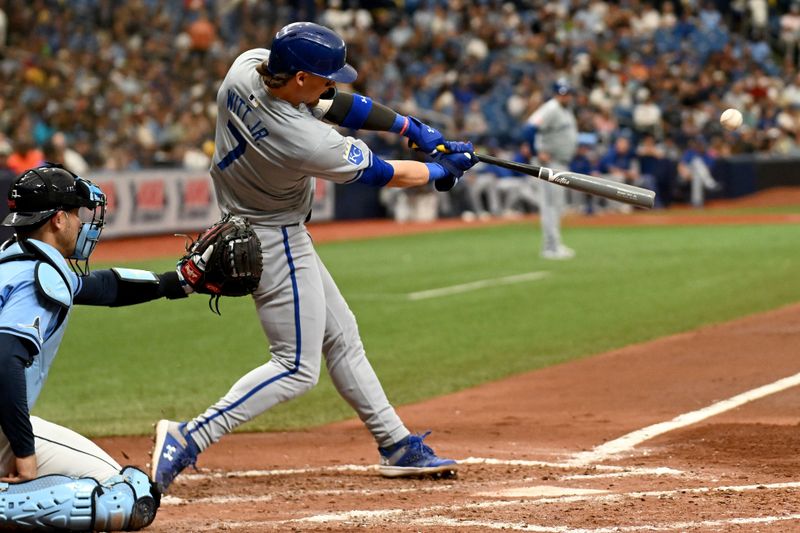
[
  {"left": 0, "top": 475, "right": 96, "bottom": 531},
  {"left": 0, "top": 467, "right": 159, "bottom": 531}
]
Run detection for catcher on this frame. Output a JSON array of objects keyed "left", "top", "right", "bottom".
[{"left": 0, "top": 165, "right": 259, "bottom": 531}]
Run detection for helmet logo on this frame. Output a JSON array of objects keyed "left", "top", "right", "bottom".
[{"left": 10, "top": 189, "right": 20, "bottom": 198}]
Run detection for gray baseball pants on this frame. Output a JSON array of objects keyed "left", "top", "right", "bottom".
[{"left": 186, "top": 223, "right": 409, "bottom": 450}]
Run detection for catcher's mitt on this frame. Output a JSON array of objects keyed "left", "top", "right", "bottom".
[{"left": 178, "top": 214, "right": 262, "bottom": 313}]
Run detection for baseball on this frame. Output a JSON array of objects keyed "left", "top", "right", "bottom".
[{"left": 720, "top": 108, "right": 743, "bottom": 130}]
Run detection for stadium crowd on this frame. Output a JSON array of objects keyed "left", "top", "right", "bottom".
[{"left": 1, "top": 0, "right": 800, "bottom": 215}]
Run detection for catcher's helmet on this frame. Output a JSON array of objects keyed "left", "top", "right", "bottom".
[
  {"left": 2, "top": 164, "right": 106, "bottom": 269},
  {"left": 3, "top": 165, "right": 102, "bottom": 227},
  {"left": 552, "top": 78, "right": 574, "bottom": 96},
  {"left": 267, "top": 22, "right": 357, "bottom": 83}
]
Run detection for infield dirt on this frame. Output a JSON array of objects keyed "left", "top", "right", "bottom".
[{"left": 94, "top": 188, "right": 800, "bottom": 532}]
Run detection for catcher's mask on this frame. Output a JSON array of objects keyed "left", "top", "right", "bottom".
[{"left": 3, "top": 164, "right": 107, "bottom": 275}]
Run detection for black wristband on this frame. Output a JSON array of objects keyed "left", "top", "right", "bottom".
[{"left": 159, "top": 271, "right": 189, "bottom": 300}]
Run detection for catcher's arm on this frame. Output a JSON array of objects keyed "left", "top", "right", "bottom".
[{"left": 74, "top": 268, "right": 188, "bottom": 306}]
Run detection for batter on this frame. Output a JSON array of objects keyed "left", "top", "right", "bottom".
[{"left": 151, "top": 22, "right": 476, "bottom": 492}]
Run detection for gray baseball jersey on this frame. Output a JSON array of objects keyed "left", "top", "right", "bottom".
[
  {"left": 184, "top": 49, "right": 410, "bottom": 452},
  {"left": 526, "top": 97, "right": 578, "bottom": 163},
  {"left": 526, "top": 97, "right": 578, "bottom": 255},
  {"left": 209, "top": 49, "right": 373, "bottom": 226}
]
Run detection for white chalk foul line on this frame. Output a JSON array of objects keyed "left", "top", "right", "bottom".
[
  {"left": 188, "top": 514, "right": 800, "bottom": 533},
  {"left": 406, "top": 514, "right": 800, "bottom": 532},
  {"left": 568, "top": 370, "right": 800, "bottom": 466},
  {"left": 178, "top": 481, "right": 800, "bottom": 531},
  {"left": 407, "top": 271, "right": 549, "bottom": 300},
  {"left": 165, "top": 479, "right": 800, "bottom": 519},
  {"left": 280, "top": 481, "right": 800, "bottom": 525}
]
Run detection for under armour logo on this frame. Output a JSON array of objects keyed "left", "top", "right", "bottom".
[
  {"left": 426, "top": 126, "right": 434, "bottom": 133},
  {"left": 360, "top": 96, "right": 367, "bottom": 103},
  {"left": 163, "top": 444, "right": 177, "bottom": 462},
  {"left": 10, "top": 189, "right": 21, "bottom": 199}
]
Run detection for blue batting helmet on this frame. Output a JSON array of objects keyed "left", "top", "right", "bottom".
[
  {"left": 267, "top": 22, "right": 358, "bottom": 83},
  {"left": 552, "top": 78, "right": 574, "bottom": 96}
]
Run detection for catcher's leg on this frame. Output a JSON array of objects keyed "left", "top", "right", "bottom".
[
  {"left": 0, "top": 467, "right": 158, "bottom": 531},
  {"left": 176, "top": 225, "right": 326, "bottom": 450},
  {"left": 27, "top": 416, "right": 121, "bottom": 481}
]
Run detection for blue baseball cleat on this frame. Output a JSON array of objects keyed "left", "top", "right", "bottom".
[
  {"left": 150, "top": 420, "right": 200, "bottom": 493},
  {"left": 378, "top": 431, "right": 458, "bottom": 478}
]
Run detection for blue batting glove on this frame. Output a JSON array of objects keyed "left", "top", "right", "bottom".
[
  {"left": 403, "top": 116, "right": 445, "bottom": 153},
  {"left": 441, "top": 141, "right": 473, "bottom": 153},
  {"left": 433, "top": 150, "right": 477, "bottom": 176},
  {"left": 425, "top": 151, "right": 477, "bottom": 191}
]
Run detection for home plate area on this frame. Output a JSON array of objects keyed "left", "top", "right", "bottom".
[
  {"left": 110, "top": 302, "right": 800, "bottom": 532},
  {"left": 150, "top": 452, "right": 800, "bottom": 532}
]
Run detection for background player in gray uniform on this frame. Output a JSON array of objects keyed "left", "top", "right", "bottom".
[
  {"left": 525, "top": 79, "right": 578, "bottom": 260},
  {"left": 0, "top": 165, "right": 196, "bottom": 531},
  {"left": 151, "top": 22, "right": 476, "bottom": 492}
]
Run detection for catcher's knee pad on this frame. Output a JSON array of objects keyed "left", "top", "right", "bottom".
[
  {"left": 96, "top": 466, "right": 159, "bottom": 531},
  {"left": 0, "top": 467, "right": 159, "bottom": 532}
]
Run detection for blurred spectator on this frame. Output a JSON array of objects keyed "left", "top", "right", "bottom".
[
  {"left": 494, "top": 144, "right": 540, "bottom": 217},
  {"left": 569, "top": 136, "right": 600, "bottom": 214},
  {"left": 380, "top": 185, "right": 438, "bottom": 223},
  {"left": 0, "top": 5, "right": 6, "bottom": 50},
  {"left": 0, "top": 137, "right": 14, "bottom": 243},
  {"left": 187, "top": 10, "right": 217, "bottom": 59},
  {"left": 0, "top": 0, "right": 797, "bottom": 213},
  {"left": 182, "top": 139, "right": 214, "bottom": 171},
  {"left": 0, "top": 137, "right": 14, "bottom": 180},
  {"left": 7, "top": 138, "right": 43, "bottom": 175},
  {"left": 677, "top": 137, "right": 720, "bottom": 208},
  {"left": 636, "top": 133, "right": 673, "bottom": 209},
  {"left": 463, "top": 168, "right": 500, "bottom": 220},
  {"left": 598, "top": 136, "right": 640, "bottom": 213},
  {"left": 781, "top": 3, "right": 800, "bottom": 69},
  {"left": 43, "top": 132, "right": 89, "bottom": 176},
  {"left": 632, "top": 88, "right": 662, "bottom": 137}
]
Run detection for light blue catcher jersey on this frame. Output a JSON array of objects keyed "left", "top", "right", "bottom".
[
  {"left": 210, "top": 48, "right": 373, "bottom": 226},
  {"left": 0, "top": 240, "right": 78, "bottom": 409}
]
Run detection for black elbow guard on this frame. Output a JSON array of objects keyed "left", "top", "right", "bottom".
[{"left": 325, "top": 91, "right": 398, "bottom": 131}]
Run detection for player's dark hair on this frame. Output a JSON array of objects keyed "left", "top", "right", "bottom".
[
  {"left": 14, "top": 216, "right": 53, "bottom": 239},
  {"left": 256, "top": 61, "right": 293, "bottom": 88}
]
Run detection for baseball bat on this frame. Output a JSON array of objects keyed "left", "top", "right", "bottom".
[{"left": 473, "top": 153, "right": 655, "bottom": 209}]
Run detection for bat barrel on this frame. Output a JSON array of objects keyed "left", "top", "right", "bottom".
[
  {"left": 550, "top": 171, "right": 656, "bottom": 209},
  {"left": 474, "top": 152, "right": 655, "bottom": 209}
]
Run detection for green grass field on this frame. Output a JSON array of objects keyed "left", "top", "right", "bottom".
[{"left": 36, "top": 221, "right": 800, "bottom": 437}]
